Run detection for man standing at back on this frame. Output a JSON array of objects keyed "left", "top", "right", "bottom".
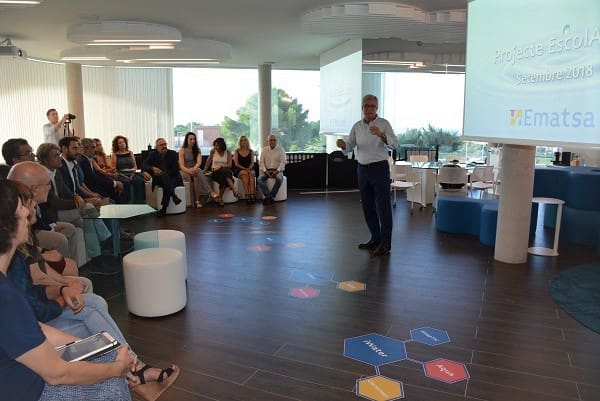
[
  {"left": 43, "top": 108, "right": 72, "bottom": 145},
  {"left": 337, "top": 94, "right": 397, "bottom": 256},
  {"left": 258, "top": 134, "right": 286, "bottom": 205}
]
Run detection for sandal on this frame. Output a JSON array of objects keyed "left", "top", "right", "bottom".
[
  {"left": 233, "top": 189, "right": 241, "bottom": 198},
  {"left": 195, "top": 200, "right": 202, "bottom": 208},
  {"left": 216, "top": 197, "right": 224, "bottom": 206},
  {"left": 132, "top": 364, "right": 180, "bottom": 401}
]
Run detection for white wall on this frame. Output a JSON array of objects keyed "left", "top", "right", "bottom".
[{"left": 0, "top": 58, "right": 173, "bottom": 155}]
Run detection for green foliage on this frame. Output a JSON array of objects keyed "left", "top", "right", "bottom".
[
  {"left": 397, "top": 124, "right": 462, "bottom": 151},
  {"left": 220, "top": 88, "right": 320, "bottom": 151}
]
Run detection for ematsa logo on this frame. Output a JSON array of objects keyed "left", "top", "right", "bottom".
[{"left": 509, "top": 108, "right": 595, "bottom": 128}]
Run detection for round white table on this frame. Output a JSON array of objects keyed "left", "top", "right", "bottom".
[{"left": 528, "top": 197, "right": 565, "bottom": 256}]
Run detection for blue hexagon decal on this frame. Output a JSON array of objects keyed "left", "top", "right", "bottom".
[
  {"left": 289, "top": 270, "right": 333, "bottom": 285},
  {"left": 410, "top": 327, "right": 450, "bottom": 346},
  {"left": 344, "top": 333, "right": 407, "bottom": 366}
]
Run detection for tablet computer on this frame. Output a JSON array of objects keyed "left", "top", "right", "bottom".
[{"left": 55, "top": 331, "right": 120, "bottom": 362}]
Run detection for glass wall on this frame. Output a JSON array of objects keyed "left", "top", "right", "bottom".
[{"left": 173, "top": 68, "right": 321, "bottom": 154}]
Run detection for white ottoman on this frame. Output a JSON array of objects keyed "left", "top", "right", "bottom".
[
  {"left": 123, "top": 248, "right": 187, "bottom": 317},
  {"left": 134, "top": 229, "right": 187, "bottom": 278},
  {"left": 257, "top": 175, "right": 287, "bottom": 201},
  {"left": 145, "top": 182, "right": 187, "bottom": 214},
  {"left": 211, "top": 177, "right": 239, "bottom": 203},
  {"left": 234, "top": 177, "right": 247, "bottom": 200}
]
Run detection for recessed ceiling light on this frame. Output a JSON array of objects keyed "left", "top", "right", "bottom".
[
  {"left": 0, "top": 1, "right": 42, "bottom": 4},
  {"left": 62, "top": 56, "right": 110, "bottom": 61}
]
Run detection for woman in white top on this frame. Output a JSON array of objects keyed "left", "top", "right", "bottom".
[{"left": 203, "top": 138, "right": 240, "bottom": 205}]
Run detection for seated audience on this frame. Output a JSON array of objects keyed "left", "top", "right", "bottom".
[
  {"left": 3, "top": 138, "right": 37, "bottom": 166},
  {"left": 7, "top": 161, "right": 88, "bottom": 267},
  {"left": 6, "top": 180, "right": 180, "bottom": 400},
  {"left": 233, "top": 135, "right": 256, "bottom": 204},
  {"left": 258, "top": 134, "right": 286, "bottom": 205},
  {"left": 204, "top": 138, "right": 239, "bottom": 206},
  {"left": 77, "top": 138, "right": 128, "bottom": 204},
  {"left": 111, "top": 135, "right": 145, "bottom": 203},
  {"left": 37, "top": 143, "right": 111, "bottom": 260},
  {"left": 178, "top": 132, "right": 209, "bottom": 208},
  {"left": 92, "top": 139, "right": 117, "bottom": 179},
  {"left": 142, "top": 138, "right": 183, "bottom": 216},
  {"left": 15, "top": 180, "right": 93, "bottom": 292},
  {"left": 0, "top": 178, "right": 133, "bottom": 401}
]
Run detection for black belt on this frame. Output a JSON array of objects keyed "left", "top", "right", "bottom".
[{"left": 358, "top": 160, "right": 388, "bottom": 168}]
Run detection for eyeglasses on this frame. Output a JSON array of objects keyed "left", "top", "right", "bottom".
[
  {"left": 363, "top": 104, "right": 377, "bottom": 109},
  {"left": 31, "top": 182, "right": 52, "bottom": 190},
  {"left": 18, "top": 150, "right": 35, "bottom": 157}
]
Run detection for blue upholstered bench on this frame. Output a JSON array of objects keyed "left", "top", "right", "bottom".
[
  {"left": 534, "top": 167, "right": 600, "bottom": 254},
  {"left": 436, "top": 197, "right": 536, "bottom": 247},
  {"left": 435, "top": 197, "right": 499, "bottom": 246}
]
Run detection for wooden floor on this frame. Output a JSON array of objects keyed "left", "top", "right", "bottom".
[{"left": 84, "top": 190, "right": 600, "bottom": 401}]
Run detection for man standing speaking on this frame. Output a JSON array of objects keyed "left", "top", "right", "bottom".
[{"left": 337, "top": 94, "right": 397, "bottom": 256}]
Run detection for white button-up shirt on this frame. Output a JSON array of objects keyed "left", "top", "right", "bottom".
[{"left": 344, "top": 116, "right": 397, "bottom": 165}]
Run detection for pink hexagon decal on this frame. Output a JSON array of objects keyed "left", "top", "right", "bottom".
[
  {"left": 248, "top": 244, "right": 272, "bottom": 252},
  {"left": 423, "top": 358, "right": 469, "bottom": 384},
  {"left": 289, "top": 286, "right": 320, "bottom": 299}
]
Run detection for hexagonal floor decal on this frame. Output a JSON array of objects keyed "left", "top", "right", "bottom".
[
  {"left": 344, "top": 333, "right": 407, "bottom": 366},
  {"left": 289, "top": 286, "right": 320, "bottom": 299},
  {"left": 410, "top": 327, "right": 450, "bottom": 346},
  {"left": 423, "top": 358, "right": 470, "bottom": 383},
  {"left": 338, "top": 280, "right": 366, "bottom": 292},
  {"left": 356, "top": 375, "right": 404, "bottom": 401}
]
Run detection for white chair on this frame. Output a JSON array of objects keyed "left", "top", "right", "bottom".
[
  {"left": 123, "top": 248, "right": 187, "bottom": 317},
  {"left": 435, "top": 166, "right": 468, "bottom": 210},
  {"left": 391, "top": 165, "right": 421, "bottom": 212},
  {"left": 145, "top": 182, "right": 187, "bottom": 214},
  {"left": 468, "top": 165, "right": 495, "bottom": 198},
  {"left": 134, "top": 229, "right": 188, "bottom": 278}
]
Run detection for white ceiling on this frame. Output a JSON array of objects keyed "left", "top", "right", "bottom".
[{"left": 0, "top": 0, "right": 467, "bottom": 69}]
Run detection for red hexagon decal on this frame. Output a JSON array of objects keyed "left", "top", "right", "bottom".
[{"left": 423, "top": 358, "right": 469, "bottom": 383}]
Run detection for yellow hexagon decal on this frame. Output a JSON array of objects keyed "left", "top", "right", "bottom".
[
  {"left": 357, "top": 375, "right": 404, "bottom": 401},
  {"left": 337, "top": 280, "right": 366, "bottom": 292}
]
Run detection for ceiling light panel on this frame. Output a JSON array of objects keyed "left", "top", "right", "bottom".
[
  {"left": 0, "top": 1, "right": 42, "bottom": 4},
  {"left": 301, "top": 2, "right": 466, "bottom": 43},
  {"left": 67, "top": 21, "right": 182, "bottom": 46}
]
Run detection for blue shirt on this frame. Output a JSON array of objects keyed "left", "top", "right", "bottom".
[
  {"left": 7, "top": 253, "right": 62, "bottom": 323},
  {"left": 344, "top": 116, "right": 397, "bottom": 165},
  {"left": 0, "top": 272, "right": 46, "bottom": 401}
]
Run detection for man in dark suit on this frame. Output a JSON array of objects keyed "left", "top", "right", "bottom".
[
  {"left": 142, "top": 138, "right": 183, "bottom": 216},
  {"left": 78, "top": 137, "right": 128, "bottom": 203}
]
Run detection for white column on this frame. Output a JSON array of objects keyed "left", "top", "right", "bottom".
[
  {"left": 65, "top": 63, "right": 85, "bottom": 137},
  {"left": 494, "top": 144, "right": 536, "bottom": 263},
  {"left": 258, "top": 63, "right": 272, "bottom": 150}
]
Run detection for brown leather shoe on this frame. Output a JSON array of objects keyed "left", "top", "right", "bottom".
[{"left": 371, "top": 243, "right": 391, "bottom": 256}]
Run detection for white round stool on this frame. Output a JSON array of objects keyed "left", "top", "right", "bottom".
[
  {"left": 134, "top": 229, "right": 187, "bottom": 277},
  {"left": 144, "top": 183, "right": 187, "bottom": 214},
  {"left": 257, "top": 175, "right": 287, "bottom": 201},
  {"left": 211, "top": 178, "right": 239, "bottom": 203},
  {"left": 123, "top": 248, "right": 187, "bottom": 317}
]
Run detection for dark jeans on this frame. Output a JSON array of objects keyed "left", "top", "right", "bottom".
[{"left": 357, "top": 160, "right": 393, "bottom": 246}]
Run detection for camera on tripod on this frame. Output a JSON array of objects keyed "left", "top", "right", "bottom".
[{"left": 64, "top": 113, "right": 76, "bottom": 125}]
